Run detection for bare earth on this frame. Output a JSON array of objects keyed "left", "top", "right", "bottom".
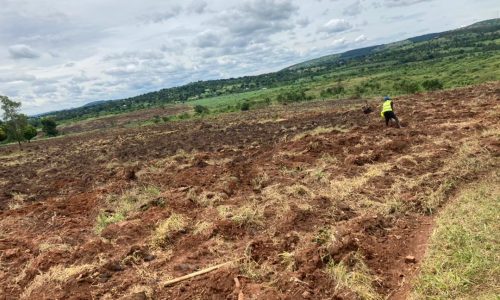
[{"left": 0, "top": 83, "right": 499, "bottom": 299}]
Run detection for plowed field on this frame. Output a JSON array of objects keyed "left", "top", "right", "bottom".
[{"left": 1, "top": 83, "right": 499, "bottom": 299}]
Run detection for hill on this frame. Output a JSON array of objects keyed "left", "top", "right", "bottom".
[{"left": 40, "top": 18, "right": 500, "bottom": 121}]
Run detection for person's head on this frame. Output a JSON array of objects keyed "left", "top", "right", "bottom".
[{"left": 383, "top": 96, "right": 391, "bottom": 101}]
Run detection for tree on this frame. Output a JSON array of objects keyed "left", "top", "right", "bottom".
[
  {"left": 23, "top": 125, "right": 37, "bottom": 142},
  {"left": 0, "top": 127, "right": 6, "bottom": 142},
  {"left": 0, "top": 95, "right": 27, "bottom": 148},
  {"left": 41, "top": 117, "right": 58, "bottom": 136}
]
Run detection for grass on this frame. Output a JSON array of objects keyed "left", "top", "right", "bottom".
[
  {"left": 230, "top": 201, "right": 264, "bottom": 228},
  {"left": 411, "top": 175, "right": 500, "bottom": 300},
  {"left": 21, "top": 263, "right": 95, "bottom": 299},
  {"left": 95, "top": 185, "right": 162, "bottom": 234},
  {"left": 151, "top": 213, "right": 187, "bottom": 248},
  {"left": 325, "top": 253, "right": 381, "bottom": 300}
]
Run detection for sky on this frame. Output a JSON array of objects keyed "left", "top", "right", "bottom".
[{"left": 0, "top": 0, "right": 498, "bottom": 115}]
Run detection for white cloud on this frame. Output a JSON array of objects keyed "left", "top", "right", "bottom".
[
  {"left": 354, "top": 34, "right": 367, "bottom": 42},
  {"left": 320, "top": 19, "right": 353, "bottom": 33},
  {"left": 8, "top": 44, "right": 41, "bottom": 59},
  {"left": 331, "top": 37, "right": 348, "bottom": 47}
]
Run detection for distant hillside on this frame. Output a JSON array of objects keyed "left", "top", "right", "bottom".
[
  {"left": 40, "top": 18, "right": 500, "bottom": 121},
  {"left": 286, "top": 18, "right": 499, "bottom": 70}
]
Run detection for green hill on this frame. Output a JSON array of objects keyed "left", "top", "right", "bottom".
[{"left": 41, "top": 18, "right": 500, "bottom": 122}]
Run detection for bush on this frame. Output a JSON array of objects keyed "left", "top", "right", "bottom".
[
  {"left": 422, "top": 79, "right": 444, "bottom": 91},
  {"left": 41, "top": 118, "right": 58, "bottom": 136},
  {"left": 193, "top": 105, "right": 209, "bottom": 114},
  {"left": 320, "top": 85, "right": 345, "bottom": 98},
  {"left": 394, "top": 80, "right": 421, "bottom": 94},
  {"left": 276, "top": 90, "right": 310, "bottom": 104},
  {"left": 240, "top": 102, "right": 250, "bottom": 111},
  {"left": 23, "top": 125, "right": 37, "bottom": 142}
]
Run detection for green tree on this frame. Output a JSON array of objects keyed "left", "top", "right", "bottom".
[
  {"left": 0, "top": 95, "right": 27, "bottom": 148},
  {"left": 0, "top": 127, "right": 6, "bottom": 142},
  {"left": 41, "top": 117, "right": 58, "bottom": 136},
  {"left": 23, "top": 125, "right": 37, "bottom": 142}
]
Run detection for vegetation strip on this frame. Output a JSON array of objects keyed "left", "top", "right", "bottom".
[{"left": 411, "top": 173, "right": 500, "bottom": 299}]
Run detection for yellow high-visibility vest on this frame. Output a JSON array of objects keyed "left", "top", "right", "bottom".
[{"left": 381, "top": 100, "right": 393, "bottom": 113}]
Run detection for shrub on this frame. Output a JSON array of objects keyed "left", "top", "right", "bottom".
[
  {"left": 23, "top": 125, "right": 37, "bottom": 142},
  {"left": 41, "top": 117, "right": 58, "bottom": 136},
  {"left": 276, "top": 90, "right": 310, "bottom": 104},
  {"left": 320, "top": 85, "right": 345, "bottom": 98},
  {"left": 422, "top": 79, "right": 444, "bottom": 91},
  {"left": 240, "top": 102, "right": 250, "bottom": 111},
  {"left": 394, "top": 80, "right": 421, "bottom": 94},
  {"left": 193, "top": 105, "right": 209, "bottom": 114}
]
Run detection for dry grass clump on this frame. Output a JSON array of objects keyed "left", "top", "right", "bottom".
[
  {"left": 325, "top": 253, "right": 381, "bottom": 300},
  {"left": 278, "top": 252, "right": 296, "bottom": 271},
  {"left": 95, "top": 185, "right": 162, "bottom": 233},
  {"left": 21, "top": 264, "right": 95, "bottom": 299},
  {"left": 187, "top": 188, "right": 226, "bottom": 207},
  {"left": 8, "top": 193, "right": 27, "bottom": 210},
  {"left": 231, "top": 201, "right": 264, "bottom": 228},
  {"left": 151, "top": 213, "right": 187, "bottom": 248}
]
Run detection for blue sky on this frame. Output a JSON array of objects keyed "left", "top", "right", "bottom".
[{"left": 0, "top": 0, "right": 498, "bottom": 115}]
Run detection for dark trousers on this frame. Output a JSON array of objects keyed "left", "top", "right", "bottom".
[{"left": 383, "top": 111, "right": 399, "bottom": 127}]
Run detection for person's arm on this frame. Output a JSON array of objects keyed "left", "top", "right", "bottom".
[{"left": 391, "top": 102, "right": 394, "bottom": 111}]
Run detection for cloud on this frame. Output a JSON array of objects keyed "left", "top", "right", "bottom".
[
  {"left": 142, "top": 5, "right": 183, "bottom": 23},
  {"left": 187, "top": 0, "right": 208, "bottom": 14},
  {"left": 354, "top": 34, "right": 367, "bottom": 42},
  {"left": 297, "top": 17, "right": 310, "bottom": 27},
  {"left": 377, "top": 0, "right": 433, "bottom": 7},
  {"left": 343, "top": 1, "right": 362, "bottom": 16},
  {"left": 194, "top": 31, "right": 221, "bottom": 48},
  {"left": 331, "top": 37, "right": 348, "bottom": 47},
  {"left": 0, "top": 72, "right": 37, "bottom": 83},
  {"left": 207, "top": 0, "right": 298, "bottom": 51},
  {"left": 320, "top": 19, "right": 353, "bottom": 33},
  {"left": 8, "top": 44, "right": 41, "bottom": 59}
]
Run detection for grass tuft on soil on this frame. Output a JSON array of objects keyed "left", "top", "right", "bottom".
[
  {"left": 325, "top": 253, "right": 381, "bottom": 300},
  {"left": 151, "top": 213, "right": 187, "bottom": 248},
  {"left": 411, "top": 174, "right": 500, "bottom": 300}
]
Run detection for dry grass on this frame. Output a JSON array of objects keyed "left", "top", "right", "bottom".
[
  {"left": 278, "top": 252, "right": 296, "bottom": 271},
  {"left": 7, "top": 193, "right": 27, "bottom": 210},
  {"left": 291, "top": 126, "right": 335, "bottom": 141},
  {"left": 20, "top": 263, "right": 95, "bottom": 299},
  {"left": 95, "top": 185, "right": 162, "bottom": 233},
  {"left": 325, "top": 253, "right": 381, "bottom": 300},
  {"left": 151, "top": 213, "right": 187, "bottom": 248},
  {"left": 231, "top": 201, "right": 264, "bottom": 228}
]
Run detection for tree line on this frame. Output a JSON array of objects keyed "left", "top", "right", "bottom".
[{"left": 0, "top": 96, "right": 58, "bottom": 149}]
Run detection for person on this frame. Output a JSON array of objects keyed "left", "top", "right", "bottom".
[{"left": 381, "top": 96, "right": 401, "bottom": 128}]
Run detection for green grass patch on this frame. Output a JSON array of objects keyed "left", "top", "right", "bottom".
[{"left": 411, "top": 174, "right": 500, "bottom": 299}]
